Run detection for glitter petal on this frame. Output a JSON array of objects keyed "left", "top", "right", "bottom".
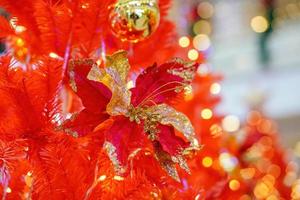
[
  {"left": 103, "top": 141, "right": 125, "bottom": 174},
  {"left": 147, "top": 104, "right": 200, "bottom": 152},
  {"left": 87, "top": 51, "right": 131, "bottom": 116}
]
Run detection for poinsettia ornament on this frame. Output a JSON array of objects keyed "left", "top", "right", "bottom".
[{"left": 68, "top": 51, "right": 200, "bottom": 181}]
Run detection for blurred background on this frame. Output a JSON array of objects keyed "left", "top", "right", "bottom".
[{"left": 170, "top": 0, "right": 300, "bottom": 162}]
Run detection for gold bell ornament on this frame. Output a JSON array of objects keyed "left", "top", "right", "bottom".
[{"left": 109, "top": 0, "right": 160, "bottom": 43}]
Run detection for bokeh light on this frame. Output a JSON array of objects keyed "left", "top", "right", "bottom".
[
  {"left": 193, "top": 34, "right": 211, "bottom": 51},
  {"left": 229, "top": 179, "right": 240, "bottom": 191},
  {"left": 178, "top": 36, "right": 190, "bottom": 47},
  {"left": 197, "top": 2, "right": 214, "bottom": 19},
  {"left": 202, "top": 156, "right": 213, "bottom": 168},
  {"left": 222, "top": 115, "right": 240, "bottom": 132},
  {"left": 193, "top": 20, "right": 212, "bottom": 35},
  {"left": 210, "top": 83, "right": 221, "bottom": 94},
  {"left": 219, "top": 152, "right": 238, "bottom": 172},
  {"left": 240, "top": 168, "right": 256, "bottom": 180},
  {"left": 188, "top": 49, "right": 199, "bottom": 60},
  {"left": 251, "top": 16, "right": 269, "bottom": 33},
  {"left": 294, "top": 141, "right": 300, "bottom": 157},
  {"left": 201, "top": 108, "right": 213, "bottom": 119}
]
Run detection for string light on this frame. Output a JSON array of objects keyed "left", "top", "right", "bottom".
[
  {"left": 240, "top": 168, "right": 255, "bottom": 180},
  {"left": 193, "top": 20, "right": 212, "bottom": 35},
  {"left": 210, "top": 83, "right": 221, "bottom": 94},
  {"left": 229, "top": 179, "right": 240, "bottom": 191},
  {"left": 222, "top": 115, "right": 240, "bottom": 132},
  {"left": 202, "top": 156, "right": 213, "bottom": 168},
  {"left": 188, "top": 49, "right": 199, "bottom": 60},
  {"left": 193, "top": 34, "right": 210, "bottom": 51},
  {"left": 219, "top": 152, "right": 238, "bottom": 172},
  {"left": 251, "top": 16, "right": 269, "bottom": 33},
  {"left": 178, "top": 36, "right": 190, "bottom": 48},
  {"left": 201, "top": 108, "right": 213, "bottom": 120}
]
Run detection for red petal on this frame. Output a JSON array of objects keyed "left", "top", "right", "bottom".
[
  {"left": 62, "top": 109, "right": 109, "bottom": 137},
  {"left": 131, "top": 61, "right": 198, "bottom": 107},
  {"left": 156, "top": 125, "right": 189, "bottom": 156},
  {"left": 104, "top": 116, "right": 149, "bottom": 167},
  {"left": 68, "top": 59, "right": 111, "bottom": 113}
]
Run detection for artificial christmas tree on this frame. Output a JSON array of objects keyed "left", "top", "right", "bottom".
[{"left": 0, "top": 0, "right": 297, "bottom": 199}]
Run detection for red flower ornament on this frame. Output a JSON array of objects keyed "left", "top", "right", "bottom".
[{"left": 68, "top": 51, "right": 200, "bottom": 181}]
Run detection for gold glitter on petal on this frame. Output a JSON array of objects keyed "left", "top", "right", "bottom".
[
  {"left": 172, "top": 155, "right": 190, "bottom": 174},
  {"left": 68, "top": 59, "right": 95, "bottom": 92},
  {"left": 167, "top": 59, "right": 197, "bottom": 84},
  {"left": 105, "top": 50, "right": 130, "bottom": 84},
  {"left": 103, "top": 141, "right": 126, "bottom": 174},
  {"left": 154, "top": 146, "right": 180, "bottom": 182},
  {"left": 146, "top": 104, "right": 200, "bottom": 152},
  {"left": 87, "top": 54, "right": 131, "bottom": 116}
]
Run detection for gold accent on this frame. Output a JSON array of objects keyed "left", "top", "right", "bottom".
[
  {"left": 84, "top": 51, "right": 200, "bottom": 181},
  {"left": 171, "top": 155, "right": 190, "bottom": 174},
  {"left": 105, "top": 51, "right": 130, "bottom": 84},
  {"left": 109, "top": 0, "right": 160, "bottom": 43},
  {"left": 154, "top": 147, "right": 180, "bottom": 182},
  {"left": 167, "top": 59, "right": 197, "bottom": 85},
  {"left": 103, "top": 141, "right": 125, "bottom": 174},
  {"left": 146, "top": 104, "right": 200, "bottom": 152},
  {"left": 87, "top": 51, "right": 131, "bottom": 116},
  {"left": 68, "top": 59, "right": 94, "bottom": 92}
]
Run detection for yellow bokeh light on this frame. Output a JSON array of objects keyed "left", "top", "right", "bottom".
[
  {"left": 251, "top": 16, "right": 269, "bottom": 33},
  {"left": 188, "top": 49, "right": 199, "bottom": 61},
  {"left": 178, "top": 36, "right": 190, "bottom": 48},
  {"left": 16, "top": 38, "right": 25, "bottom": 47},
  {"left": 222, "top": 115, "right": 240, "bottom": 132},
  {"left": 240, "top": 168, "right": 256, "bottom": 180},
  {"left": 254, "top": 182, "right": 271, "bottom": 199},
  {"left": 210, "top": 83, "right": 221, "bottom": 94},
  {"left": 193, "top": 20, "right": 212, "bottom": 35},
  {"left": 202, "top": 156, "right": 213, "bottom": 168},
  {"left": 291, "top": 179, "right": 300, "bottom": 199},
  {"left": 197, "top": 2, "right": 214, "bottom": 19},
  {"left": 193, "top": 34, "right": 210, "bottom": 51},
  {"left": 229, "top": 179, "right": 240, "bottom": 191},
  {"left": 201, "top": 108, "right": 213, "bottom": 120}
]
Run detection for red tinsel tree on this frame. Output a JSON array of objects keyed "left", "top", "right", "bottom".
[{"left": 0, "top": 0, "right": 297, "bottom": 199}]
